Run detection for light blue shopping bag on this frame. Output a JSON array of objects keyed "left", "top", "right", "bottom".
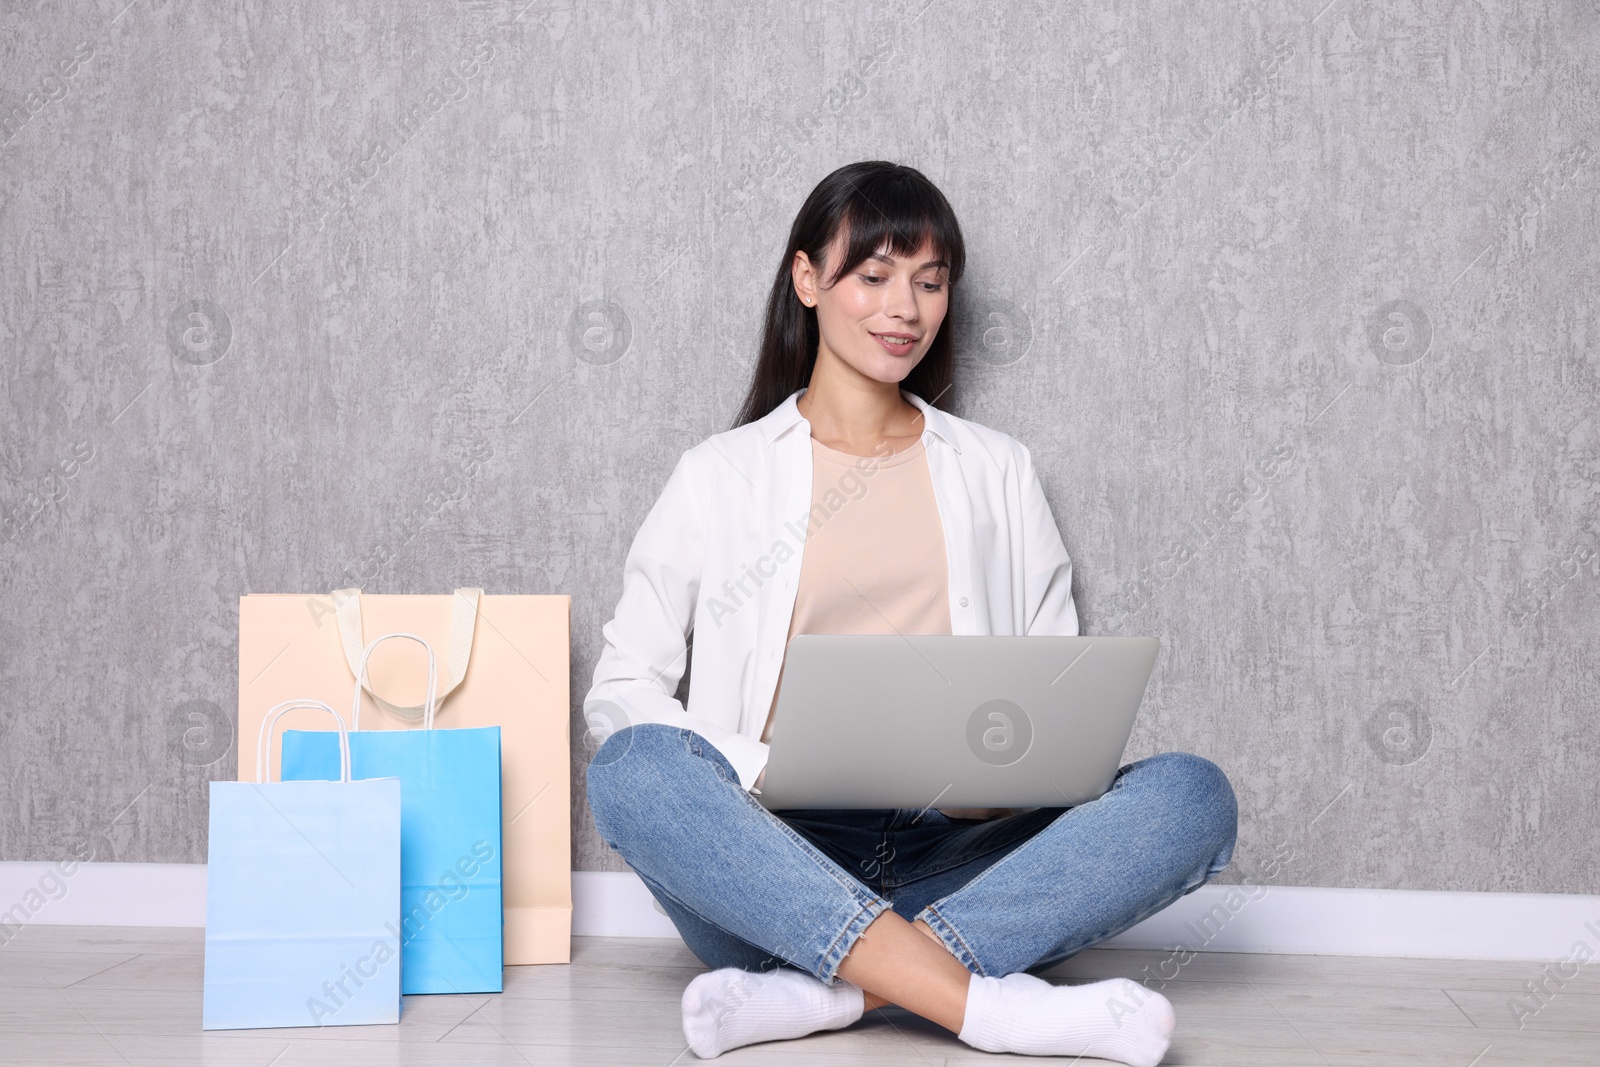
[
  {"left": 203, "top": 700, "right": 401, "bottom": 1030},
  {"left": 282, "top": 632, "right": 503, "bottom": 995}
]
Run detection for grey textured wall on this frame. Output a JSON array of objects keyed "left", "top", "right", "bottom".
[{"left": 2, "top": 0, "right": 1596, "bottom": 897}]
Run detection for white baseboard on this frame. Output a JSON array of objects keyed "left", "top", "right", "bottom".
[
  {"left": 5, "top": 861, "right": 1596, "bottom": 961},
  {"left": 0, "top": 862, "right": 208, "bottom": 931}
]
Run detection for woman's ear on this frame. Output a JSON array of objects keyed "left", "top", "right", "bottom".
[{"left": 791, "top": 250, "right": 817, "bottom": 307}]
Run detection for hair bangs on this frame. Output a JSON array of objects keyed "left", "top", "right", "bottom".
[{"left": 826, "top": 174, "right": 965, "bottom": 288}]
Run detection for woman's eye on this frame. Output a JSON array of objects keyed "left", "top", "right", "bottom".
[
  {"left": 859, "top": 273, "right": 883, "bottom": 284},
  {"left": 921, "top": 282, "right": 944, "bottom": 292}
]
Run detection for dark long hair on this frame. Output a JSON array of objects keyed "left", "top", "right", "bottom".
[{"left": 730, "top": 161, "right": 967, "bottom": 429}]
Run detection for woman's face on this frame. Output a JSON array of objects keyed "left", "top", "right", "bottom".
[{"left": 794, "top": 231, "right": 950, "bottom": 385}]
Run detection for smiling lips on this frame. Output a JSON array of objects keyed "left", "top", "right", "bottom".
[{"left": 871, "top": 331, "right": 919, "bottom": 355}]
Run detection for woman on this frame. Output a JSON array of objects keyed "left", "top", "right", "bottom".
[{"left": 584, "top": 161, "right": 1237, "bottom": 1065}]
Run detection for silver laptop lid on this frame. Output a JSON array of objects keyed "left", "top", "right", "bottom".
[{"left": 757, "top": 635, "right": 1158, "bottom": 811}]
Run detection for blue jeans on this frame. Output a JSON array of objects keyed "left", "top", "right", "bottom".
[{"left": 587, "top": 724, "right": 1237, "bottom": 985}]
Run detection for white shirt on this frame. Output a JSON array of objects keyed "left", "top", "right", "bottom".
[{"left": 583, "top": 385, "right": 1081, "bottom": 790}]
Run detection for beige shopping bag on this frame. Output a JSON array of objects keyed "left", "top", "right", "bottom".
[{"left": 238, "top": 589, "right": 572, "bottom": 965}]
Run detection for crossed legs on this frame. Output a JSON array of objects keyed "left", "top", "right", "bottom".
[{"left": 587, "top": 725, "right": 1237, "bottom": 1063}]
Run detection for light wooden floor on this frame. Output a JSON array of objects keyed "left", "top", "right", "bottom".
[{"left": 0, "top": 926, "right": 1596, "bottom": 1065}]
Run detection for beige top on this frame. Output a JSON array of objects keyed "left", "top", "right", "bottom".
[{"left": 761, "top": 435, "right": 951, "bottom": 742}]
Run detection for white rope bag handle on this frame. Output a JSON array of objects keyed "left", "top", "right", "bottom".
[
  {"left": 348, "top": 632, "right": 439, "bottom": 733},
  {"left": 333, "top": 588, "right": 478, "bottom": 722},
  {"left": 256, "top": 700, "right": 351, "bottom": 783}
]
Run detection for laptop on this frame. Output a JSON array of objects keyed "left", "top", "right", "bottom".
[{"left": 755, "top": 635, "right": 1159, "bottom": 811}]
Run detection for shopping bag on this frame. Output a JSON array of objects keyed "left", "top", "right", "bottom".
[
  {"left": 238, "top": 588, "right": 571, "bottom": 964},
  {"left": 282, "top": 631, "right": 504, "bottom": 994},
  {"left": 203, "top": 700, "right": 402, "bottom": 1030}
]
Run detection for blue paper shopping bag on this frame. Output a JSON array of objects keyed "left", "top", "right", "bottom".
[
  {"left": 203, "top": 700, "right": 401, "bottom": 1030},
  {"left": 282, "top": 631, "right": 504, "bottom": 995}
]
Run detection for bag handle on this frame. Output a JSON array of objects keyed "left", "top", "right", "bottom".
[
  {"left": 349, "top": 632, "right": 439, "bottom": 732},
  {"left": 333, "top": 588, "right": 479, "bottom": 722},
  {"left": 256, "top": 700, "right": 351, "bottom": 783}
]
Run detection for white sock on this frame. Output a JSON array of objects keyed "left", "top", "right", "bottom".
[
  {"left": 957, "top": 972, "right": 1176, "bottom": 1066},
  {"left": 681, "top": 966, "right": 865, "bottom": 1059}
]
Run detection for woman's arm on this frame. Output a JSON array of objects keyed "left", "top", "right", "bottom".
[
  {"left": 584, "top": 449, "right": 771, "bottom": 787},
  {"left": 1018, "top": 443, "right": 1080, "bottom": 637}
]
